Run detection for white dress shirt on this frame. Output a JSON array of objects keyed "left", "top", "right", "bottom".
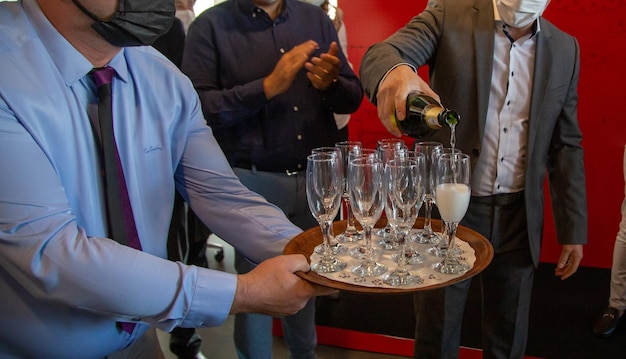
[{"left": 471, "top": 5, "right": 539, "bottom": 196}]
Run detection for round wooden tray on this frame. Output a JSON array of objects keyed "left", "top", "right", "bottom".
[{"left": 284, "top": 218, "right": 494, "bottom": 294}]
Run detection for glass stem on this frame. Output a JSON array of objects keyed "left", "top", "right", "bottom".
[
  {"left": 363, "top": 225, "right": 373, "bottom": 261},
  {"left": 321, "top": 219, "right": 333, "bottom": 260},
  {"left": 397, "top": 232, "right": 407, "bottom": 272},
  {"left": 423, "top": 199, "right": 433, "bottom": 234},
  {"left": 445, "top": 221, "right": 458, "bottom": 262},
  {"left": 344, "top": 197, "right": 357, "bottom": 230}
]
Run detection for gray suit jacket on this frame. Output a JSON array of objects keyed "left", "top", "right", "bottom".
[{"left": 360, "top": 0, "right": 587, "bottom": 266}]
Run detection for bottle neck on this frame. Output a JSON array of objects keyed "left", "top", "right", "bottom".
[
  {"left": 439, "top": 109, "right": 460, "bottom": 128},
  {"left": 423, "top": 105, "right": 444, "bottom": 129}
]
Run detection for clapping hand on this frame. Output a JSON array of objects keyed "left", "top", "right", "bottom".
[
  {"left": 263, "top": 40, "right": 319, "bottom": 100},
  {"left": 305, "top": 41, "right": 341, "bottom": 91}
]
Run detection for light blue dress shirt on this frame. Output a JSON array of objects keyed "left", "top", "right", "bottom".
[{"left": 0, "top": 1, "right": 302, "bottom": 357}]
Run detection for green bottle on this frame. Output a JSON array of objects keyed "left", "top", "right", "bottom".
[{"left": 393, "top": 93, "right": 460, "bottom": 137}]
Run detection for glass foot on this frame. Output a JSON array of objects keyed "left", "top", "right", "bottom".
[
  {"left": 311, "top": 257, "right": 347, "bottom": 273},
  {"left": 314, "top": 242, "right": 348, "bottom": 255},
  {"left": 377, "top": 237, "right": 400, "bottom": 251},
  {"left": 415, "top": 230, "right": 442, "bottom": 244},
  {"left": 392, "top": 250, "right": 426, "bottom": 265},
  {"left": 349, "top": 246, "right": 381, "bottom": 260},
  {"left": 351, "top": 260, "right": 387, "bottom": 277},
  {"left": 427, "top": 244, "right": 462, "bottom": 258},
  {"left": 375, "top": 226, "right": 394, "bottom": 239},
  {"left": 335, "top": 229, "right": 362, "bottom": 243},
  {"left": 434, "top": 258, "right": 469, "bottom": 275},
  {"left": 383, "top": 270, "right": 423, "bottom": 286}
]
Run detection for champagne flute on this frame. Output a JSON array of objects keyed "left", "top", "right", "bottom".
[
  {"left": 383, "top": 157, "right": 426, "bottom": 286},
  {"left": 413, "top": 141, "right": 443, "bottom": 244},
  {"left": 311, "top": 147, "right": 348, "bottom": 255},
  {"left": 376, "top": 140, "right": 407, "bottom": 250},
  {"left": 428, "top": 147, "right": 463, "bottom": 258},
  {"left": 390, "top": 150, "right": 428, "bottom": 264},
  {"left": 433, "top": 152, "right": 471, "bottom": 275},
  {"left": 349, "top": 156, "right": 387, "bottom": 277},
  {"left": 334, "top": 141, "right": 363, "bottom": 243},
  {"left": 306, "top": 152, "right": 347, "bottom": 273},
  {"left": 347, "top": 148, "right": 381, "bottom": 260}
]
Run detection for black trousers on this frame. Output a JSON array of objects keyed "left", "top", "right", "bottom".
[{"left": 414, "top": 192, "right": 535, "bottom": 359}]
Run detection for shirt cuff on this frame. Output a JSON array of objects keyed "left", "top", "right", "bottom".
[{"left": 180, "top": 268, "right": 238, "bottom": 328}]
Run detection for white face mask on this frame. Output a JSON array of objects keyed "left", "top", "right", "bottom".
[
  {"left": 302, "top": 0, "right": 326, "bottom": 7},
  {"left": 496, "top": 0, "right": 550, "bottom": 28}
]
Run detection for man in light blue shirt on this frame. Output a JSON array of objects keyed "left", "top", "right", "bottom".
[{"left": 0, "top": 0, "right": 333, "bottom": 357}]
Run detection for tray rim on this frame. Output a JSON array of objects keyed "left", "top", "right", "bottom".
[{"left": 283, "top": 218, "right": 494, "bottom": 294}]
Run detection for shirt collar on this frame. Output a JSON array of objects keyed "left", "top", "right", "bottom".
[
  {"left": 491, "top": 0, "right": 541, "bottom": 38},
  {"left": 23, "top": 0, "right": 129, "bottom": 86},
  {"left": 236, "top": 0, "right": 289, "bottom": 23}
]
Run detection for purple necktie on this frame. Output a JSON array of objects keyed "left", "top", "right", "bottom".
[{"left": 92, "top": 67, "right": 142, "bottom": 333}]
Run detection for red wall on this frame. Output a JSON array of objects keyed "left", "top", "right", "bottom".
[{"left": 341, "top": 0, "right": 626, "bottom": 268}]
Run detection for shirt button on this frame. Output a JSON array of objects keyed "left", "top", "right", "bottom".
[
  {"left": 297, "top": 164, "right": 302, "bottom": 169},
  {"left": 293, "top": 106, "right": 299, "bottom": 112},
  {"left": 503, "top": 128, "right": 508, "bottom": 134},
  {"left": 297, "top": 134, "right": 302, "bottom": 140},
  {"left": 280, "top": 48, "right": 285, "bottom": 54},
  {"left": 500, "top": 157, "right": 504, "bottom": 163}
]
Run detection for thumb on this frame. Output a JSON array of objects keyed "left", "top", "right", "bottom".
[
  {"left": 283, "top": 254, "right": 311, "bottom": 273},
  {"left": 327, "top": 41, "right": 339, "bottom": 56}
]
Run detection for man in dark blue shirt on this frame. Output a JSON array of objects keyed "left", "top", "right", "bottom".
[{"left": 182, "top": 0, "right": 363, "bottom": 358}]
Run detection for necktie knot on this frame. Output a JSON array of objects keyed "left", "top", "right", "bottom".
[{"left": 91, "top": 66, "right": 115, "bottom": 87}]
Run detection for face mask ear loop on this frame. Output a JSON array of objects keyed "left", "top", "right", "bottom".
[{"left": 71, "top": 0, "right": 102, "bottom": 22}]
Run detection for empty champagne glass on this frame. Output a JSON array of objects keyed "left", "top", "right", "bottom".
[
  {"left": 433, "top": 152, "right": 471, "bottom": 275},
  {"left": 349, "top": 156, "right": 387, "bottom": 277},
  {"left": 392, "top": 149, "right": 429, "bottom": 264},
  {"left": 347, "top": 148, "right": 381, "bottom": 260},
  {"left": 376, "top": 140, "right": 407, "bottom": 250},
  {"left": 413, "top": 141, "right": 443, "bottom": 244},
  {"left": 383, "top": 157, "right": 426, "bottom": 286},
  {"left": 334, "top": 141, "right": 363, "bottom": 243},
  {"left": 311, "top": 146, "right": 348, "bottom": 256},
  {"left": 306, "top": 152, "right": 347, "bottom": 273}
]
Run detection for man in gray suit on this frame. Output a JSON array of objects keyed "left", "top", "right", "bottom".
[{"left": 360, "top": 0, "right": 587, "bottom": 357}]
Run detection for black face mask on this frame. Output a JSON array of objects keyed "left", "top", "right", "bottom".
[{"left": 72, "top": 0, "right": 176, "bottom": 47}]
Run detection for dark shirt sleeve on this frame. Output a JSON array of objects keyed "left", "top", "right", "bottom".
[{"left": 181, "top": 3, "right": 362, "bottom": 131}]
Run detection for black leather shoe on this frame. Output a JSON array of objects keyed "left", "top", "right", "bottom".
[{"left": 593, "top": 307, "right": 622, "bottom": 337}]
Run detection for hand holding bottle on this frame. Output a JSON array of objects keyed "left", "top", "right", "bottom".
[{"left": 375, "top": 64, "right": 440, "bottom": 137}]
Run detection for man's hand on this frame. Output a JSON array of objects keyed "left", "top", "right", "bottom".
[
  {"left": 263, "top": 40, "right": 319, "bottom": 100},
  {"left": 230, "top": 254, "right": 337, "bottom": 317},
  {"left": 376, "top": 65, "right": 439, "bottom": 137},
  {"left": 305, "top": 41, "right": 341, "bottom": 91},
  {"left": 554, "top": 244, "right": 583, "bottom": 280}
]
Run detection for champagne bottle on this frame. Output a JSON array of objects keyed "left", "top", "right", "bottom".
[{"left": 393, "top": 93, "right": 460, "bottom": 138}]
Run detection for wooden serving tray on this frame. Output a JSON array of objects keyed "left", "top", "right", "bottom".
[{"left": 284, "top": 218, "right": 494, "bottom": 294}]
